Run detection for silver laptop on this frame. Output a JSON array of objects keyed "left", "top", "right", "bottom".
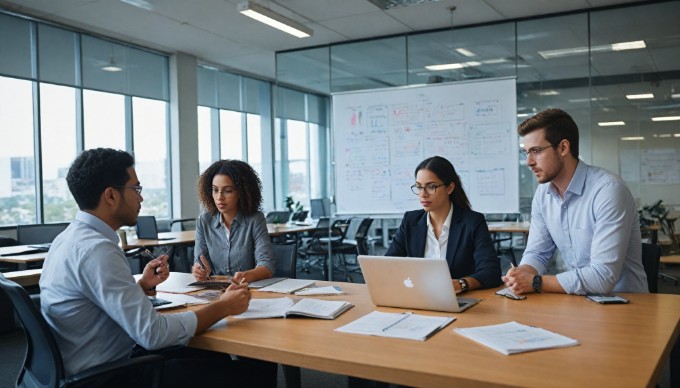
[{"left": 358, "top": 255, "right": 480, "bottom": 313}]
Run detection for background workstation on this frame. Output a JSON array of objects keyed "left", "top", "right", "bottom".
[{"left": 0, "top": 0, "right": 679, "bottom": 387}]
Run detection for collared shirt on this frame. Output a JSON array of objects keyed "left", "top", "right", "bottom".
[
  {"left": 520, "top": 161, "right": 648, "bottom": 294},
  {"left": 40, "top": 211, "right": 197, "bottom": 376},
  {"left": 194, "top": 210, "right": 275, "bottom": 275},
  {"left": 424, "top": 203, "right": 454, "bottom": 259}
]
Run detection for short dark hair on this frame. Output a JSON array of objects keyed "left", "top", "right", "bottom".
[
  {"left": 66, "top": 148, "right": 134, "bottom": 210},
  {"left": 197, "top": 160, "right": 263, "bottom": 215},
  {"left": 518, "top": 108, "right": 579, "bottom": 158},
  {"left": 415, "top": 156, "right": 471, "bottom": 210}
]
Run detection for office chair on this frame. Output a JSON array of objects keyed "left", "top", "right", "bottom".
[
  {"left": 334, "top": 218, "right": 374, "bottom": 282},
  {"left": 0, "top": 273, "right": 164, "bottom": 388},
  {"left": 641, "top": 243, "right": 661, "bottom": 293},
  {"left": 265, "top": 211, "right": 291, "bottom": 224},
  {"left": 485, "top": 214, "right": 518, "bottom": 267},
  {"left": 16, "top": 223, "right": 69, "bottom": 246},
  {"left": 168, "top": 218, "right": 196, "bottom": 232},
  {"left": 272, "top": 242, "right": 298, "bottom": 279},
  {"left": 300, "top": 218, "right": 351, "bottom": 280}
]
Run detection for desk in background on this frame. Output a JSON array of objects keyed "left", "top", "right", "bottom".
[
  {"left": 187, "top": 282, "right": 680, "bottom": 387},
  {"left": 0, "top": 246, "right": 47, "bottom": 270}
]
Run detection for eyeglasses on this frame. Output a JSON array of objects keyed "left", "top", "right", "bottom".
[
  {"left": 411, "top": 183, "right": 446, "bottom": 195},
  {"left": 210, "top": 188, "right": 237, "bottom": 197},
  {"left": 520, "top": 142, "right": 559, "bottom": 159},
  {"left": 115, "top": 185, "right": 143, "bottom": 195}
]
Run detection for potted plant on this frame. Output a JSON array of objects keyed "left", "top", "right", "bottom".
[{"left": 285, "top": 195, "right": 303, "bottom": 214}]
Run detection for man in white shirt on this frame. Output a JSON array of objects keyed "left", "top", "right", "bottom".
[
  {"left": 503, "top": 109, "right": 647, "bottom": 295},
  {"left": 41, "top": 148, "right": 275, "bottom": 387}
]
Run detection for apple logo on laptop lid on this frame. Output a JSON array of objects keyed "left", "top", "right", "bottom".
[{"left": 403, "top": 277, "right": 414, "bottom": 288}]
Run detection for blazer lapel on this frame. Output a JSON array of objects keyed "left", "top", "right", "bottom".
[{"left": 413, "top": 212, "right": 428, "bottom": 257}]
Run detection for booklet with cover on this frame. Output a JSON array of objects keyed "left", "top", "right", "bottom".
[
  {"left": 335, "top": 311, "right": 455, "bottom": 341},
  {"left": 233, "top": 297, "right": 353, "bottom": 320},
  {"left": 257, "top": 279, "right": 316, "bottom": 294},
  {"left": 454, "top": 321, "right": 579, "bottom": 355}
]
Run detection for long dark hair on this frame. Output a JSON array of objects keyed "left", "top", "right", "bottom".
[{"left": 415, "top": 156, "right": 471, "bottom": 210}]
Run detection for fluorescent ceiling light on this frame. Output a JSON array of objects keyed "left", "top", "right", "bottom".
[
  {"left": 598, "top": 121, "right": 625, "bottom": 126},
  {"left": 537, "top": 90, "right": 560, "bottom": 96},
  {"left": 455, "top": 48, "right": 476, "bottom": 57},
  {"left": 517, "top": 113, "right": 530, "bottom": 118},
  {"left": 626, "top": 93, "right": 654, "bottom": 100},
  {"left": 621, "top": 137, "right": 644, "bottom": 141},
  {"left": 675, "top": 134, "right": 680, "bottom": 137},
  {"left": 657, "top": 134, "right": 672, "bottom": 138},
  {"left": 538, "top": 40, "right": 645, "bottom": 59},
  {"left": 425, "top": 61, "right": 480, "bottom": 71},
  {"left": 652, "top": 116, "right": 680, "bottom": 121},
  {"left": 672, "top": 93, "right": 680, "bottom": 99},
  {"left": 238, "top": 1, "right": 312, "bottom": 38}
]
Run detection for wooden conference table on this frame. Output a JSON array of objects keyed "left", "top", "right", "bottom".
[
  {"left": 187, "top": 282, "right": 680, "bottom": 387},
  {"left": 0, "top": 224, "right": 317, "bottom": 270}
]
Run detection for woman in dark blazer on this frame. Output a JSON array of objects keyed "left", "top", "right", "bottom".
[{"left": 386, "top": 156, "right": 501, "bottom": 292}]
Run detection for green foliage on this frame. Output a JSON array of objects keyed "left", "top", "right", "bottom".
[{"left": 284, "top": 195, "right": 303, "bottom": 213}]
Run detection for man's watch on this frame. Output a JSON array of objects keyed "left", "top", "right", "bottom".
[
  {"left": 532, "top": 275, "right": 543, "bottom": 293},
  {"left": 458, "top": 278, "right": 469, "bottom": 293}
]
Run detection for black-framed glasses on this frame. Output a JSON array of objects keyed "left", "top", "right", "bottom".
[
  {"left": 520, "top": 142, "right": 559, "bottom": 159},
  {"left": 114, "top": 185, "right": 143, "bottom": 195},
  {"left": 210, "top": 187, "right": 237, "bottom": 197},
  {"left": 411, "top": 183, "right": 445, "bottom": 195}
]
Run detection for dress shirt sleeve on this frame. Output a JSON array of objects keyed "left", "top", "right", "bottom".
[
  {"left": 81, "top": 242, "right": 197, "bottom": 350},
  {"left": 194, "top": 213, "right": 209, "bottom": 264},
  {"left": 468, "top": 217, "right": 502, "bottom": 288},
  {"left": 252, "top": 213, "right": 275, "bottom": 275},
  {"left": 519, "top": 190, "right": 557, "bottom": 274},
  {"left": 556, "top": 182, "right": 637, "bottom": 295}
]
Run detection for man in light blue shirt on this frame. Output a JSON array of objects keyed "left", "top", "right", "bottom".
[
  {"left": 41, "top": 148, "right": 275, "bottom": 386},
  {"left": 503, "top": 109, "right": 648, "bottom": 295}
]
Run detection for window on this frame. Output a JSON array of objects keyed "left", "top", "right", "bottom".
[
  {"left": 40, "top": 83, "right": 78, "bottom": 223},
  {"left": 247, "top": 114, "right": 262, "bottom": 176},
  {"left": 219, "top": 109, "right": 243, "bottom": 160},
  {"left": 83, "top": 90, "right": 126, "bottom": 150},
  {"left": 286, "top": 119, "right": 309, "bottom": 205},
  {"left": 132, "top": 97, "right": 170, "bottom": 218},
  {"left": 197, "top": 106, "right": 213, "bottom": 173},
  {"left": 0, "top": 76, "right": 36, "bottom": 224}
]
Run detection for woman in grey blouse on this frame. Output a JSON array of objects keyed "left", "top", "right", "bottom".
[{"left": 192, "top": 159, "right": 275, "bottom": 284}]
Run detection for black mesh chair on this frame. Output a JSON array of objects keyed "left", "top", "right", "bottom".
[
  {"left": 485, "top": 214, "right": 518, "bottom": 267},
  {"left": 300, "top": 219, "right": 351, "bottom": 280},
  {"left": 272, "top": 242, "right": 298, "bottom": 279},
  {"left": 16, "top": 223, "right": 69, "bottom": 246},
  {"left": 0, "top": 273, "right": 164, "bottom": 388},
  {"left": 334, "top": 218, "right": 374, "bottom": 282},
  {"left": 265, "top": 211, "right": 291, "bottom": 224},
  {"left": 641, "top": 242, "right": 661, "bottom": 293}
]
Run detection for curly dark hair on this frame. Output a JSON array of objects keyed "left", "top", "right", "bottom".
[
  {"left": 197, "top": 159, "right": 263, "bottom": 215},
  {"left": 66, "top": 148, "right": 134, "bottom": 210},
  {"left": 415, "top": 156, "right": 471, "bottom": 211}
]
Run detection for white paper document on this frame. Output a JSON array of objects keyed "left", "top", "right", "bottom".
[
  {"left": 257, "top": 279, "right": 316, "bottom": 294},
  {"left": 454, "top": 321, "right": 579, "bottom": 355},
  {"left": 233, "top": 297, "right": 353, "bottom": 320},
  {"left": 134, "top": 272, "right": 205, "bottom": 294},
  {"left": 335, "top": 311, "right": 455, "bottom": 341},
  {"left": 294, "top": 286, "right": 344, "bottom": 296},
  {"left": 152, "top": 292, "right": 210, "bottom": 310}
]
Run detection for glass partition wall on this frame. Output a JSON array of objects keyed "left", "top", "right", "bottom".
[{"left": 276, "top": 0, "right": 680, "bottom": 222}]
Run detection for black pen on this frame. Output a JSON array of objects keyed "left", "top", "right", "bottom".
[{"left": 198, "top": 253, "right": 210, "bottom": 279}]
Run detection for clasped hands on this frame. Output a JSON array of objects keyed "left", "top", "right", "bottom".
[{"left": 502, "top": 265, "right": 536, "bottom": 295}]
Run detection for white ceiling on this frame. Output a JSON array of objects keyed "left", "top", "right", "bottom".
[{"left": 0, "top": 0, "right": 645, "bottom": 81}]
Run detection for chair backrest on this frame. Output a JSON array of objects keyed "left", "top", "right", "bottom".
[
  {"left": 310, "top": 198, "right": 329, "bottom": 219},
  {"left": 136, "top": 215, "right": 161, "bottom": 239},
  {"left": 354, "top": 218, "right": 374, "bottom": 255},
  {"left": 169, "top": 218, "right": 196, "bottom": 232},
  {"left": 272, "top": 243, "right": 297, "bottom": 278},
  {"left": 266, "top": 211, "right": 291, "bottom": 224},
  {"left": 291, "top": 211, "right": 308, "bottom": 222},
  {"left": 17, "top": 223, "right": 69, "bottom": 245},
  {"left": 0, "top": 273, "right": 65, "bottom": 387},
  {"left": 641, "top": 243, "right": 661, "bottom": 293}
]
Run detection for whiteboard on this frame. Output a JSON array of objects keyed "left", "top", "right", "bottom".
[{"left": 332, "top": 78, "right": 518, "bottom": 215}]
